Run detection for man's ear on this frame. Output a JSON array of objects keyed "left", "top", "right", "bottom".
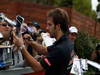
[{"left": 56, "top": 24, "right": 61, "bottom": 31}]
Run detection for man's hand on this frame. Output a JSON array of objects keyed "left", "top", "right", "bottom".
[{"left": 13, "top": 32, "right": 24, "bottom": 48}]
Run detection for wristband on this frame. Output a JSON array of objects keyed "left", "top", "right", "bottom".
[{"left": 19, "top": 45, "right": 26, "bottom": 50}]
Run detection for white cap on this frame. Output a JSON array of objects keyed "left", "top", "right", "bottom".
[{"left": 69, "top": 26, "right": 78, "bottom": 33}]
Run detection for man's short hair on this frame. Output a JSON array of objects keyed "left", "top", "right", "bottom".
[{"left": 47, "top": 8, "right": 69, "bottom": 34}]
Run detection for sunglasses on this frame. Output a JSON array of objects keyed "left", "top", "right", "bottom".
[
  {"left": 23, "top": 37, "right": 32, "bottom": 40},
  {"left": 23, "top": 37, "right": 29, "bottom": 40},
  {"left": 0, "top": 24, "right": 12, "bottom": 27},
  {"left": 23, "top": 37, "right": 33, "bottom": 41},
  {"left": 70, "top": 33, "right": 77, "bottom": 36}
]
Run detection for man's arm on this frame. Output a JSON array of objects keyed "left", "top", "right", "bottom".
[
  {"left": 30, "top": 41, "right": 48, "bottom": 55},
  {"left": 20, "top": 46, "right": 44, "bottom": 72},
  {"left": 21, "top": 33, "right": 48, "bottom": 55},
  {"left": 13, "top": 32, "right": 45, "bottom": 72}
]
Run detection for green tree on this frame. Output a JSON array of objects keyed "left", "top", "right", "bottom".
[
  {"left": 73, "top": 0, "right": 92, "bottom": 17},
  {"left": 57, "top": 0, "right": 96, "bottom": 19},
  {"left": 74, "top": 32, "right": 99, "bottom": 59},
  {"left": 59, "top": 0, "right": 73, "bottom": 7},
  {"left": 57, "top": 0, "right": 93, "bottom": 17},
  {"left": 74, "top": 32, "right": 100, "bottom": 74}
]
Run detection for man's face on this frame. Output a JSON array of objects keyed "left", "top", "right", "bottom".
[
  {"left": 0, "top": 22, "right": 12, "bottom": 41},
  {"left": 46, "top": 17, "right": 56, "bottom": 37},
  {"left": 69, "top": 33, "right": 77, "bottom": 41}
]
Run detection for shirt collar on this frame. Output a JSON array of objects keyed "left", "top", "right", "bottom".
[{"left": 54, "top": 35, "right": 67, "bottom": 45}]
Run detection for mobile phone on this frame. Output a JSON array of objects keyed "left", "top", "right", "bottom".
[
  {"left": 16, "top": 15, "right": 24, "bottom": 27},
  {"left": 16, "top": 15, "right": 24, "bottom": 36}
]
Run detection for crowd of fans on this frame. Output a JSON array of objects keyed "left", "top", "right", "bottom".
[{"left": 0, "top": 8, "right": 99, "bottom": 75}]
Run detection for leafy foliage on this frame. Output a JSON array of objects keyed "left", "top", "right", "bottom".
[
  {"left": 72, "top": 0, "right": 92, "bottom": 17},
  {"left": 58, "top": 0, "right": 73, "bottom": 7},
  {"left": 74, "top": 32, "right": 99, "bottom": 59}
]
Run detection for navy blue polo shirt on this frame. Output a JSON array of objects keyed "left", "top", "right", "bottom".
[{"left": 40, "top": 35, "right": 74, "bottom": 75}]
